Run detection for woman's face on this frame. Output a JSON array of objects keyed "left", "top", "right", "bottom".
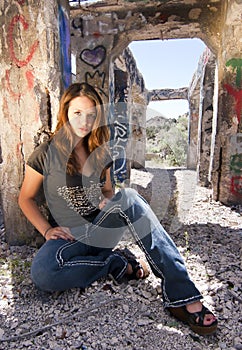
[{"left": 68, "top": 95, "right": 96, "bottom": 138}]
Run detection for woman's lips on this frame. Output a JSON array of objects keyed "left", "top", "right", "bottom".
[{"left": 79, "top": 127, "right": 88, "bottom": 132}]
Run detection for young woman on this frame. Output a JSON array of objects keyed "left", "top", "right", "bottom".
[{"left": 18, "top": 82, "right": 217, "bottom": 336}]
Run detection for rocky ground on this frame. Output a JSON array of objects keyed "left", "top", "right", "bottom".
[{"left": 0, "top": 162, "right": 241, "bottom": 350}]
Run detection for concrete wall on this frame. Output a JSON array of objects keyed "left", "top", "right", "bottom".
[
  {"left": 119, "top": 48, "right": 147, "bottom": 172},
  {"left": 0, "top": 0, "right": 241, "bottom": 245},
  {"left": 181, "top": 4, "right": 242, "bottom": 207},
  {"left": 196, "top": 51, "right": 216, "bottom": 187},
  {"left": 187, "top": 48, "right": 216, "bottom": 177},
  {"left": 210, "top": 0, "right": 242, "bottom": 204},
  {"left": 0, "top": 0, "right": 69, "bottom": 245}
]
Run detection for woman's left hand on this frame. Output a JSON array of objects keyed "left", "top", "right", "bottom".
[{"left": 45, "top": 226, "right": 75, "bottom": 241}]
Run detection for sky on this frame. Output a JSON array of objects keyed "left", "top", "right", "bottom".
[{"left": 128, "top": 38, "right": 206, "bottom": 119}]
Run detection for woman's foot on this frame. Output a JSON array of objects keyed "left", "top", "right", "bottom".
[
  {"left": 125, "top": 259, "right": 149, "bottom": 279},
  {"left": 115, "top": 248, "right": 149, "bottom": 280},
  {"left": 168, "top": 301, "right": 218, "bottom": 335},
  {"left": 186, "top": 301, "right": 217, "bottom": 326}
]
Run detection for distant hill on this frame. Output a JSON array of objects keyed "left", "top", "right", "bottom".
[{"left": 146, "top": 115, "right": 177, "bottom": 128}]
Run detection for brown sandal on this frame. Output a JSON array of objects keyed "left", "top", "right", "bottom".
[{"left": 168, "top": 305, "right": 218, "bottom": 335}]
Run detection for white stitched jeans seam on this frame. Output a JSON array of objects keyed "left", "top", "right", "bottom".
[
  {"left": 56, "top": 240, "right": 80, "bottom": 267},
  {"left": 89, "top": 205, "right": 122, "bottom": 232},
  {"left": 117, "top": 209, "right": 170, "bottom": 303}
]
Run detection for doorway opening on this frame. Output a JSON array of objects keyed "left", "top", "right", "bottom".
[{"left": 128, "top": 38, "right": 206, "bottom": 168}]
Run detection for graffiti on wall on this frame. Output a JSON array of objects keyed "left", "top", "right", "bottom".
[
  {"left": 72, "top": 16, "right": 118, "bottom": 37},
  {"left": 230, "top": 153, "right": 242, "bottom": 173},
  {"left": 225, "top": 58, "right": 242, "bottom": 199},
  {"left": 224, "top": 84, "right": 242, "bottom": 124},
  {"left": 71, "top": 16, "right": 109, "bottom": 95},
  {"left": 8, "top": 14, "right": 39, "bottom": 68},
  {"left": 58, "top": 4, "right": 72, "bottom": 89},
  {"left": 103, "top": 68, "right": 131, "bottom": 182},
  {"left": 85, "top": 71, "right": 106, "bottom": 97},
  {"left": 148, "top": 87, "right": 188, "bottom": 102},
  {"left": 80, "top": 45, "right": 106, "bottom": 68},
  {"left": 110, "top": 69, "right": 129, "bottom": 183},
  {"left": 224, "top": 58, "right": 242, "bottom": 124},
  {"left": 6, "top": 14, "right": 39, "bottom": 96},
  {"left": 124, "top": 49, "right": 145, "bottom": 92},
  {"left": 226, "top": 58, "right": 242, "bottom": 88},
  {"left": 3, "top": 5, "right": 40, "bottom": 158},
  {"left": 71, "top": 12, "right": 147, "bottom": 93},
  {"left": 111, "top": 119, "right": 129, "bottom": 181},
  {"left": 229, "top": 134, "right": 242, "bottom": 198},
  {"left": 230, "top": 175, "right": 242, "bottom": 198}
]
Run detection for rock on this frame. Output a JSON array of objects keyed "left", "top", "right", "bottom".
[
  {"left": 109, "top": 336, "right": 119, "bottom": 345},
  {"left": 0, "top": 328, "right": 4, "bottom": 340},
  {"left": 123, "top": 304, "right": 129, "bottom": 313},
  {"left": 234, "top": 345, "right": 242, "bottom": 350},
  {"left": 234, "top": 337, "right": 242, "bottom": 350},
  {"left": 137, "top": 318, "right": 154, "bottom": 326},
  {"left": 141, "top": 290, "right": 153, "bottom": 299}
]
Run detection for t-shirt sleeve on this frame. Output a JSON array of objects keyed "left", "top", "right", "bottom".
[
  {"left": 104, "top": 151, "right": 113, "bottom": 170},
  {"left": 27, "top": 142, "right": 50, "bottom": 175},
  {"left": 104, "top": 152, "right": 115, "bottom": 184},
  {"left": 105, "top": 158, "right": 113, "bottom": 171}
]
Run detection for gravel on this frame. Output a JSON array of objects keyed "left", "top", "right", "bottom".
[{"left": 0, "top": 163, "right": 241, "bottom": 350}]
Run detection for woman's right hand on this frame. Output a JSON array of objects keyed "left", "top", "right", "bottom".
[{"left": 44, "top": 226, "right": 75, "bottom": 241}]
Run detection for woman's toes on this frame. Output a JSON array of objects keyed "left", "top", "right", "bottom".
[
  {"left": 136, "top": 267, "right": 144, "bottom": 279},
  {"left": 204, "top": 314, "right": 217, "bottom": 326}
]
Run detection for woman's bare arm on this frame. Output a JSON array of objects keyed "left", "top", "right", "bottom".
[
  {"left": 18, "top": 165, "right": 74, "bottom": 240},
  {"left": 102, "top": 168, "right": 114, "bottom": 198},
  {"left": 99, "top": 168, "right": 114, "bottom": 209}
]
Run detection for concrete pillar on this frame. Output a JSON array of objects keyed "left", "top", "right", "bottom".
[
  {"left": 112, "top": 68, "right": 130, "bottom": 182},
  {"left": 58, "top": 0, "right": 72, "bottom": 91},
  {"left": 197, "top": 50, "right": 216, "bottom": 187},
  {"left": 70, "top": 12, "right": 147, "bottom": 184},
  {"left": 70, "top": 11, "right": 129, "bottom": 180},
  {"left": 187, "top": 89, "right": 200, "bottom": 169},
  {"left": 0, "top": 0, "right": 67, "bottom": 245},
  {"left": 129, "top": 99, "right": 147, "bottom": 170},
  {"left": 187, "top": 49, "right": 215, "bottom": 172}
]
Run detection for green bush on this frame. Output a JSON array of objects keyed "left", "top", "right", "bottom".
[{"left": 146, "top": 114, "right": 188, "bottom": 167}]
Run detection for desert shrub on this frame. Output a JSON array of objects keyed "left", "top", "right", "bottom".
[
  {"left": 146, "top": 126, "right": 157, "bottom": 139},
  {"left": 146, "top": 114, "right": 188, "bottom": 167}
]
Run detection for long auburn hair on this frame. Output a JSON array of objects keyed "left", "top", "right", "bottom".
[{"left": 52, "top": 83, "right": 110, "bottom": 176}]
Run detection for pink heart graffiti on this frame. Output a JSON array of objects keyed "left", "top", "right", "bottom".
[{"left": 80, "top": 45, "right": 106, "bottom": 68}]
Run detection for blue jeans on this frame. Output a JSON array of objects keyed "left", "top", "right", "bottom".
[{"left": 31, "top": 188, "right": 202, "bottom": 308}]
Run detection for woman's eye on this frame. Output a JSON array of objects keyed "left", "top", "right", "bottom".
[
  {"left": 72, "top": 111, "right": 96, "bottom": 120},
  {"left": 88, "top": 114, "right": 96, "bottom": 119}
]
